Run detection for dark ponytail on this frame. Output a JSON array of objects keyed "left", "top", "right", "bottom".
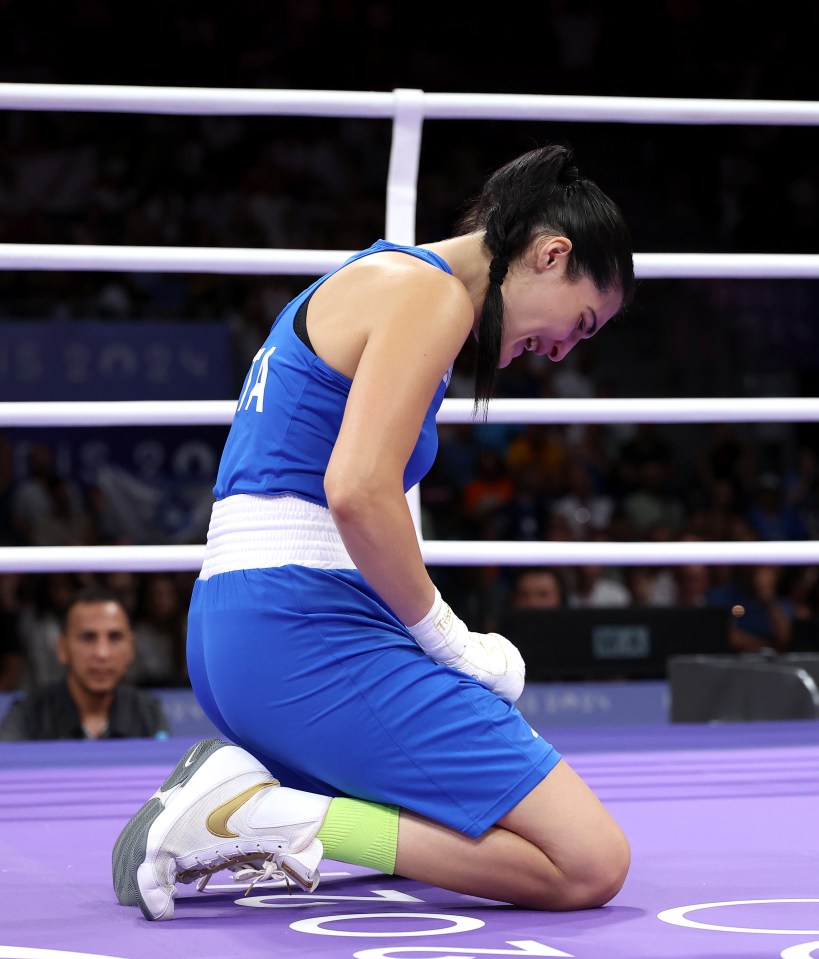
[{"left": 456, "top": 144, "right": 635, "bottom": 418}]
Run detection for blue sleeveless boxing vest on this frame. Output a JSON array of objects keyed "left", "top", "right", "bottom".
[{"left": 213, "top": 240, "right": 454, "bottom": 506}]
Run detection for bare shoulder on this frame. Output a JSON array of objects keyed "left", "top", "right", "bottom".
[
  {"left": 308, "top": 250, "right": 473, "bottom": 379},
  {"left": 319, "top": 250, "right": 469, "bottom": 316}
]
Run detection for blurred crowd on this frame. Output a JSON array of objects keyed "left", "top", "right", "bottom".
[
  {"left": 1, "top": 1, "right": 818, "bottom": 691},
  {"left": 426, "top": 416, "right": 819, "bottom": 653},
  {"left": 2, "top": 410, "right": 818, "bottom": 692}
]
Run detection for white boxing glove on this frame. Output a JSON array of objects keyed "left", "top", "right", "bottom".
[{"left": 408, "top": 588, "right": 525, "bottom": 703}]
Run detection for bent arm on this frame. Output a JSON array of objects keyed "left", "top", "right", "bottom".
[{"left": 324, "top": 272, "right": 472, "bottom": 626}]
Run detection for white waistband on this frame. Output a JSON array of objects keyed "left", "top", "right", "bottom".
[{"left": 200, "top": 494, "right": 355, "bottom": 580}]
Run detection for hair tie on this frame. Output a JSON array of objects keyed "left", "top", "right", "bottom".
[
  {"left": 561, "top": 164, "right": 580, "bottom": 183},
  {"left": 488, "top": 255, "right": 509, "bottom": 286}
]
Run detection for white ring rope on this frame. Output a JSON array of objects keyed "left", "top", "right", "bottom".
[
  {"left": 0, "top": 245, "right": 356, "bottom": 275},
  {"left": 2, "top": 397, "right": 819, "bottom": 428},
  {"left": 2, "top": 84, "right": 817, "bottom": 572},
  {"left": 2, "top": 84, "right": 819, "bottom": 125},
  {"left": 1, "top": 246, "right": 817, "bottom": 278},
  {"left": 0, "top": 539, "right": 817, "bottom": 574}
]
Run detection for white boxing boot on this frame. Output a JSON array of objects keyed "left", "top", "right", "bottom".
[{"left": 112, "top": 738, "right": 330, "bottom": 921}]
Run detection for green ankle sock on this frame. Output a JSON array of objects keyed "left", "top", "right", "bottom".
[{"left": 316, "top": 798, "right": 399, "bottom": 874}]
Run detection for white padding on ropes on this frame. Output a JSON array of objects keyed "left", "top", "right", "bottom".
[{"left": 386, "top": 88, "right": 424, "bottom": 245}]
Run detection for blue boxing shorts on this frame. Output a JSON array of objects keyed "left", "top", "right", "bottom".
[{"left": 186, "top": 564, "right": 561, "bottom": 838}]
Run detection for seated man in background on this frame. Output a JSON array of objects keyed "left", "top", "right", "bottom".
[{"left": 0, "top": 585, "right": 169, "bottom": 741}]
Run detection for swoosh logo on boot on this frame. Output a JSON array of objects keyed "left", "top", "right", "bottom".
[{"left": 206, "top": 781, "right": 278, "bottom": 839}]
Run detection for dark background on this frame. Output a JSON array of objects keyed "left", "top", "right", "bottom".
[{"left": 1, "top": 0, "right": 818, "bottom": 687}]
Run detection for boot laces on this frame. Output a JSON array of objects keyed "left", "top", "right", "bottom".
[{"left": 178, "top": 852, "right": 288, "bottom": 895}]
